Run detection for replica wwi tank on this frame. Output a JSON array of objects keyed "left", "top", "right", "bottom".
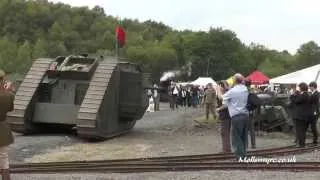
[{"left": 6, "top": 55, "right": 149, "bottom": 140}]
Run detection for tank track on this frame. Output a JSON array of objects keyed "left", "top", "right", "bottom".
[
  {"left": 76, "top": 60, "right": 119, "bottom": 139},
  {"left": 6, "top": 58, "right": 53, "bottom": 134}
]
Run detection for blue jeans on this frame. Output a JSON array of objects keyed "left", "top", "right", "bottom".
[
  {"left": 192, "top": 96, "right": 198, "bottom": 107},
  {"left": 231, "top": 113, "right": 249, "bottom": 160}
]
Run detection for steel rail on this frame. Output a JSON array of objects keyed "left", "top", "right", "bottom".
[
  {"left": 12, "top": 143, "right": 320, "bottom": 169},
  {"left": 11, "top": 162, "right": 320, "bottom": 173}
]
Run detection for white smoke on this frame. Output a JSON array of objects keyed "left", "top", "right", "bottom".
[
  {"left": 160, "top": 71, "right": 180, "bottom": 82},
  {"left": 159, "top": 61, "right": 192, "bottom": 82}
]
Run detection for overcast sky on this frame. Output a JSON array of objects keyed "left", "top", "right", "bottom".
[{"left": 49, "top": 0, "right": 320, "bottom": 54}]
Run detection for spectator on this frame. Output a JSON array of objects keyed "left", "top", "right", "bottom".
[
  {"left": 290, "top": 82, "right": 312, "bottom": 148},
  {"left": 218, "top": 74, "right": 249, "bottom": 160},
  {"left": 153, "top": 84, "right": 160, "bottom": 111},
  {"left": 0, "top": 69, "right": 15, "bottom": 180},
  {"left": 309, "top": 81, "right": 319, "bottom": 144},
  {"left": 203, "top": 83, "right": 217, "bottom": 121},
  {"left": 217, "top": 80, "right": 231, "bottom": 153}
]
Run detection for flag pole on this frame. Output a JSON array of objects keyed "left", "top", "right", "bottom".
[
  {"left": 115, "top": 30, "right": 119, "bottom": 60},
  {"left": 115, "top": 16, "right": 119, "bottom": 61}
]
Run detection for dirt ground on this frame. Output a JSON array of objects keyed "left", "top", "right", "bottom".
[
  {"left": 9, "top": 103, "right": 320, "bottom": 179},
  {"left": 12, "top": 105, "right": 295, "bottom": 163}
]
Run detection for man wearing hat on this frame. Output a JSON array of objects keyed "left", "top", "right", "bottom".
[{"left": 0, "top": 69, "right": 14, "bottom": 180}]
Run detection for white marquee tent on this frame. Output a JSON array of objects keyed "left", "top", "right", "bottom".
[
  {"left": 269, "top": 64, "right": 320, "bottom": 85},
  {"left": 191, "top": 77, "right": 217, "bottom": 87}
]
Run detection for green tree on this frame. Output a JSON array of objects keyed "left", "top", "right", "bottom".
[
  {"left": 32, "top": 38, "right": 48, "bottom": 58},
  {"left": 294, "top": 41, "right": 320, "bottom": 70},
  {"left": 0, "top": 36, "right": 18, "bottom": 72},
  {"left": 16, "top": 41, "right": 33, "bottom": 73},
  {"left": 0, "top": 0, "right": 310, "bottom": 83}
]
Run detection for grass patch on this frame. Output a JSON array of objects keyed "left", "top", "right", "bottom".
[
  {"left": 25, "top": 143, "right": 152, "bottom": 163},
  {"left": 193, "top": 115, "right": 219, "bottom": 126}
]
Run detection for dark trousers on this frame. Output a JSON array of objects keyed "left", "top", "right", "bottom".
[
  {"left": 154, "top": 96, "right": 160, "bottom": 111},
  {"left": 192, "top": 96, "right": 198, "bottom": 107},
  {"left": 248, "top": 111, "right": 256, "bottom": 149},
  {"left": 169, "top": 96, "right": 174, "bottom": 109},
  {"left": 309, "top": 115, "right": 318, "bottom": 143},
  {"left": 170, "top": 95, "right": 178, "bottom": 109},
  {"left": 181, "top": 97, "right": 187, "bottom": 107},
  {"left": 221, "top": 117, "right": 231, "bottom": 152},
  {"left": 231, "top": 114, "right": 249, "bottom": 160},
  {"left": 173, "top": 95, "right": 178, "bottom": 109},
  {"left": 205, "top": 103, "right": 216, "bottom": 120},
  {"left": 295, "top": 119, "right": 308, "bottom": 147}
]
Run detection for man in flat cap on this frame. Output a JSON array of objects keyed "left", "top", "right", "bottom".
[
  {"left": 217, "top": 73, "right": 249, "bottom": 160},
  {"left": 0, "top": 69, "right": 14, "bottom": 180}
]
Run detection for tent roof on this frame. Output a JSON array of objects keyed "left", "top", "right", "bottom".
[
  {"left": 246, "top": 71, "right": 269, "bottom": 85},
  {"left": 270, "top": 64, "right": 320, "bottom": 84},
  {"left": 191, "top": 77, "right": 217, "bottom": 86}
]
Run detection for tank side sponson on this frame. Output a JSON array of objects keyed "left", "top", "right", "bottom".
[
  {"left": 6, "top": 58, "right": 53, "bottom": 133},
  {"left": 76, "top": 60, "right": 118, "bottom": 139}
]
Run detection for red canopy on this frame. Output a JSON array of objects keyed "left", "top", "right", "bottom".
[{"left": 246, "top": 71, "right": 269, "bottom": 85}]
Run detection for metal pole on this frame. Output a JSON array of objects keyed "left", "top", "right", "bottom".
[
  {"left": 206, "top": 57, "right": 210, "bottom": 76},
  {"left": 115, "top": 17, "right": 119, "bottom": 61},
  {"left": 314, "top": 66, "right": 320, "bottom": 82},
  {"left": 115, "top": 28, "right": 119, "bottom": 60},
  {"left": 115, "top": 38, "right": 119, "bottom": 60}
]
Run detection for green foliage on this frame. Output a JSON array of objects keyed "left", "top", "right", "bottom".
[
  {"left": 295, "top": 41, "right": 320, "bottom": 70},
  {"left": 0, "top": 0, "right": 319, "bottom": 81}
]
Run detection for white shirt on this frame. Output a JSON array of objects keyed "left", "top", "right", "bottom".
[
  {"left": 222, "top": 84, "right": 249, "bottom": 118},
  {"left": 173, "top": 87, "right": 178, "bottom": 95}
]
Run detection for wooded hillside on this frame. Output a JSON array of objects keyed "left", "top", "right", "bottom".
[{"left": 1, "top": 0, "right": 320, "bottom": 81}]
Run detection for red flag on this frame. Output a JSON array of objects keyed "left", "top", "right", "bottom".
[{"left": 116, "top": 25, "right": 126, "bottom": 48}]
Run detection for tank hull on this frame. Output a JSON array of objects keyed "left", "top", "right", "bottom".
[{"left": 6, "top": 56, "right": 148, "bottom": 140}]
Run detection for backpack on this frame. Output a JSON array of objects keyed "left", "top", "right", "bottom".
[{"left": 246, "top": 93, "right": 262, "bottom": 111}]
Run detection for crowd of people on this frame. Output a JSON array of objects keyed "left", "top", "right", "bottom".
[
  {"left": 146, "top": 82, "right": 214, "bottom": 112},
  {"left": 215, "top": 75, "right": 319, "bottom": 160},
  {"left": 166, "top": 82, "right": 206, "bottom": 110},
  {"left": 161, "top": 73, "right": 319, "bottom": 160},
  {"left": 289, "top": 82, "right": 319, "bottom": 147}
]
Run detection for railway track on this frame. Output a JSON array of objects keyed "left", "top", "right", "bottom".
[
  {"left": 11, "top": 162, "right": 320, "bottom": 173},
  {"left": 11, "top": 143, "right": 320, "bottom": 173}
]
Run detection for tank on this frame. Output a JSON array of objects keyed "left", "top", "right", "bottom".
[{"left": 6, "top": 55, "right": 149, "bottom": 140}]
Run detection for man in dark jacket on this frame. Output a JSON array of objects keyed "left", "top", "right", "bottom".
[
  {"left": 0, "top": 70, "right": 14, "bottom": 180},
  {"left": 290, "top": 82, "right": 312, "bottom": 148},
  {"left": 244, "top": 79, "right": 260, "bottom": 149},
  {"left": 309, "top": 81, "right": 319, "bottom": 144}
]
